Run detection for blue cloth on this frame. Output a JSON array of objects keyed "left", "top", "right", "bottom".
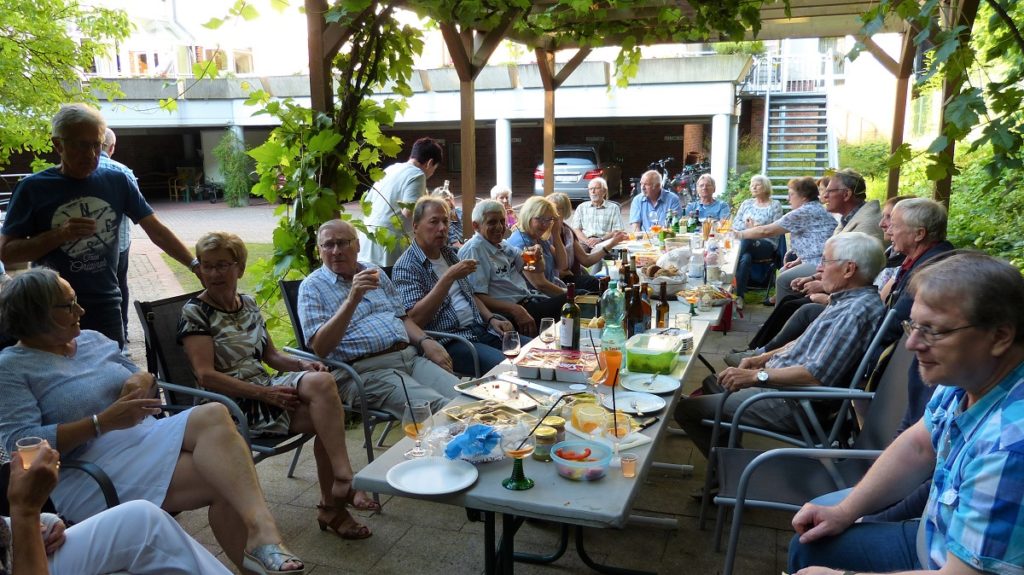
[
  {"left": 458, "top": 233, "right": 533, "bottom": 304},
  {"left": 733, "top": 238, "right": 778, "bottom": 298},
  {"left": 629, "top": 190, "right": 682, "bottom": 230},
  {"left": 789, "top": 521, "right": 922, "bottom": 573},
  {"left": 506, "top": 228, "right": 565, "bottom": 288},
  {"left": 0, "top": 330, "right": 137, "bottom": 458},
  {"left": 774, "top": 201, "right": 836, "bottom": 266},
  {"left": 98, "top": 152, "right": 136, "bottom": 252},
  {"left": 920, "top": 363, "right": 1024, "bottom": 572},
  {"left": 445, "top": 424, "right": 501, "bottom": 460},
  {"left": 684, "top": 199, "right": 731, "bottom": 221},
  {"left": 298, "top": 264, "right": 410, "bottom": 363},
  {"left": 1, "top": 167, "right": 153, "bottom": 310}
]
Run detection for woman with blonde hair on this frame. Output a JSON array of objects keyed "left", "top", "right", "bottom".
[
  {"left": 179, "top": 231, "right": 377, "bottom": 543},
  {"left": 548, "top": 193, "right": 622, "bottom": 291},
  {"left": 506, "top": 196, "right": 568, "bottom": 290}
]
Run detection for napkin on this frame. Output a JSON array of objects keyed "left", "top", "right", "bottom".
[
  {"left": 444, "top": 424, "right": 502, "bottom": 461},
  {"left": 565, "top": 420, "right": 653, "bottom": 451}
]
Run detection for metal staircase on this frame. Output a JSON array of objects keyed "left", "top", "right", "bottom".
[{"left": 762, "top": 92, "right": 837, "bottom": 202}]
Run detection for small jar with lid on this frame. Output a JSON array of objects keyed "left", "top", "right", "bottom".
[
  {"left": 532, "top": 426, "right": 557, "bottom": 461},
  {"left": 542, "top": 415, "right": 566, "bottom": 443}
]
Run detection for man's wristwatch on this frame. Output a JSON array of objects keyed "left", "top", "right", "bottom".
[{"left": 756, "top": 369, "right": 769, "bottom": 384}]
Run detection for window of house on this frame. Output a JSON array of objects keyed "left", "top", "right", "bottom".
[{"left": 233, "top": 49, "right": 253, "bottom": 74}]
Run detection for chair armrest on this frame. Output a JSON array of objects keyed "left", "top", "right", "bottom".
[
  {"left": 728, "top": 447, "right": 884, "bottom": 505},
  {"left": 283, "top": 347, "right": 379, "bottom": 429},
  {"left": 60, "top": 460, "right": 120, "bottom": 508},
  {"left": 727, "top": 389, "right": 875, "bottom": 448},
  {"left": 156, "top": 380, "right": 253, "bottom": 447},
  {"left": 424, "top": 330, "right": 480, "bottom": 377}
]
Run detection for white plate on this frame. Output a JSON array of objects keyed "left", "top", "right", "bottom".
[
  {"left": 620, "top": 373, "right": 681, "bottom": 394},
  {"left": 385, "top": 457, "right": 479, "bottom": 495},
  {"left": 601, "top": 391, "right": 667, "bottom": 414}
]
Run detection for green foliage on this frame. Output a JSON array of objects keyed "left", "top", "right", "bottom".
[
  {"left": 714, "top": 41, "right": 766, "bottom": 56},
  {"left": 853, "top": 1, "right": 1024, "bottom": 188},
  {"left": 211, "top": 130, "right": 253, "bottom": 207},
  {"left": 725, "top": 169, "right": 756, "bottom": 209},
  {"left": 0, "top": 0, "right": 130, "bottom": 167},
  {"left": 838, "top": 140, "right": 890, "bottom": 181}
]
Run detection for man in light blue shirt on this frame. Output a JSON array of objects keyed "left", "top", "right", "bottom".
[
  {"left": 684, "top": 174, "right": 730, "bottom": 221},
  {"left": 99, "top": 128, "right": 135, "bottom": 344},
  {"left": 629, "top": 170, "right": 682, "bottom": 232}
]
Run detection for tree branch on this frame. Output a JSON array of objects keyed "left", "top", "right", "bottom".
[{"left": 985, "top": 0, "right": 1024, "bottom": 56}]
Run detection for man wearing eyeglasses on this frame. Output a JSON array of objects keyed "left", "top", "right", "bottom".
[
  {"left": 775, "top": 169, "right": 883, "bottom": 304},
  {"left": 789, "top": 252, "right": 1024, "bottom": 575},
  {"left": 298, "top": 219, "right": 458, "bottom": 418},
  {"left": 571, "top": 177, "right": 627, "bottom": 247},
  {"left": 0, "top": 104, "right": 196, "bottom": 348},
  {"left": 675, "top": 232, "right": 887, "bottom": 461}
]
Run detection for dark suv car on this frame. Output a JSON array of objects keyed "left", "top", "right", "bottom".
[{"left": 533, "top": 145, "right": 622, "bottom": 201}]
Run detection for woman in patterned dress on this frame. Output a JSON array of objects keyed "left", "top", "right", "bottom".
[{"left": 178, "top": 232, "right": 376, "bottom": 541}]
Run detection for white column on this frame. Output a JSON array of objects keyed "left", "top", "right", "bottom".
[
  {"left": 710, "top": 113, "right": 732, "bottom": 197},
  {"left": 494, "top": 118, "right": 512, "bottom": 191}
]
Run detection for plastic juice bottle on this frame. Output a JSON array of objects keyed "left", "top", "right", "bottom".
[{"left": 600, "top": 281, "right": 626, "bottom": 388}]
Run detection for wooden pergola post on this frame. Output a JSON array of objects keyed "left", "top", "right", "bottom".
[
  {"left": 860, "top": 31, "right": 916, "bottom": 199},
  {"left": 535, "top": 47, "right": 592, "bottom": 196}
]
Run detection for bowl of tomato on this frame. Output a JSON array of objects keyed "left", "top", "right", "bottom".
[{"left": 550, "top": 440, "right": 612, "bottom": 481}]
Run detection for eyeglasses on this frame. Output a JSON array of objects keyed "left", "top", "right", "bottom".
[
  {"left": 532, "top": 216, "right": 556, "bottom": 224},
  {"left": 319, "top": 238, "right": 356, "bottom": 251},
  {"left": 53, "top": 297, "right": 79, "bottom": 311},
  {"left": 819, "top": 258, "right": 849, "bottom": 266},
  {"left": 56, "top": 138, "right": 102, "bottom": 152},
  {"left": 901, "top": 319, "right": 975, "bottom": 346},
  {"left": 199, "top": 261, "right": 238, "bottom": 274},
  {"left": 823, "top": 187, "right": 849, "bottom": 196}
]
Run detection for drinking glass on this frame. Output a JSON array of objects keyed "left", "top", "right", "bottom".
[
  {"left": 501, "top": 425, "right": 536, "bottom": 490},
  {"left": 15, "top": 437, "right": 46, "bottom": 470},
  {"left": 522, "top": 250, "right": 537, "bottom": 271},
  {"left": 539, "top": 318, "right": 556, "bottom": 348},
  {"left": 620, "top": 453, "right": 638, "bottom": 478},
  {"left": 402, "top": 401, "right": 434, "bottom": 459},
  {"left": 574, "top": 404, "right": 606, "bottom": 439},
  {"left": 604, "top": 412, "right": 631, "bottom": 465},
  {"left": 502, "top": 331, "right": 522, "bottom": 376}
]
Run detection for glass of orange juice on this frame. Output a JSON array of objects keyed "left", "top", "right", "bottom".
[{"left": 601, "top": 349, "right": 623, "bottom": 388}]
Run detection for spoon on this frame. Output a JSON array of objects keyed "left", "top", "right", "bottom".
[{"left": 631, "top": 399, "right": 644, "bottom": 417}]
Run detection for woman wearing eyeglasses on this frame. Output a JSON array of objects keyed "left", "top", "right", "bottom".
[
  {"left": 179, "top": 232, "right": 377, "bottom": 543},
  {"left": 0, "top": 267, "right": 306, "bottom": 574},
  {"left": 506, "top": 196, "right": 569, "bottom": 292}
]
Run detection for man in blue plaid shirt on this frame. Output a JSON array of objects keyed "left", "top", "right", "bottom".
[
  {"left": 789, "top": 252, "right": 1024, "bottom": 575},
  {"left": 392, "top": 197, "right": 520, "bottom": 375}
]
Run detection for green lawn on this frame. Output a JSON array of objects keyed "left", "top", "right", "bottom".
[{"left": 161, "top": 243, "right": 296, "bottom": 346}]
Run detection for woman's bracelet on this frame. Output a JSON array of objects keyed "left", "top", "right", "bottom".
[{"left": 92, "top": 414, "right": 102, "bottom": 437}]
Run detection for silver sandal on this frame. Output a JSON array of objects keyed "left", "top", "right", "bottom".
[{"left": 242, "top": 543, "right": 305, "bottom": 575}]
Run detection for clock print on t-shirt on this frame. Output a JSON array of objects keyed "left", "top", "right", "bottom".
[{"left": 51, "top": 196, "right": 118, "bottom": 269}]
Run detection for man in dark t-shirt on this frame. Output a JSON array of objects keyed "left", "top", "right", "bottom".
[{"left": 0, "top": 104, "right": 197, "bottom": 346}]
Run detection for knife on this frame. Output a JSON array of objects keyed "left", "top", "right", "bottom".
[
  {"left": 496, "top": 373, "right": 563, "bottom": 397},
  {"left": 636, "top": 416, "right": 659, "bottom": 431}
]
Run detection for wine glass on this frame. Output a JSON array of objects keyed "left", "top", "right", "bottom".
[
  {"left": 574, "top": 404, "right": 606, "bottom": 440},
  {"left": 500, "top": 424, "right": 536, "bottom": 490},
  {"left": 402, "top": 400, "right": 434, "bottom": 459},
  {"left": 604, "top": 412, "right": 631, "bottom": 465},
  {"left": 522, "top": 249, "right": 537, "bottom": 271},
  {"left": 502, "top": 331, "right": 522, "bottom": 376},
  {"left": 539, "top": 318, "right": 556, "bottom": 348},
  {"left": 648, "top": 211, "right": 660, "bottom": 234}
]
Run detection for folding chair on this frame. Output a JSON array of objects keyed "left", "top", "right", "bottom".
[
  {"left": 713, "top": 334, "right": 913, "bottom": 575},
  {"left": 135, "top": 293, "right": 314, "bottom": 476},
  {"left": 697, "top": 308, "right": 901, "bottom": 528},
  {"left": 745, "top": 235, "right": 786, "bottom": 305}
]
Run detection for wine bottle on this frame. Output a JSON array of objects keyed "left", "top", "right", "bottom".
[
  {"left": 560, "top": 283, "right": 581, "bottom": 350},
  {"left": 635, "top": 283, "right": 652, "bottom": 335},
  {"left": 624, "top": 287, "right": 637, "bottom": 337},
  {"left": 656, "top": 283, "right": 670, "bottom": 328}
]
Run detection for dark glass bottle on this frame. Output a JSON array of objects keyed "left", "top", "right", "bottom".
[
  {"left": 656, "top": 283, "right": 671, "bottom": 328},
  {"left": 560, "top": 283, "right": 581, "bottom": 350}
]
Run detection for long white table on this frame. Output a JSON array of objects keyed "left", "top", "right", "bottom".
[{"left": 354, "top": 302, "right": 725, "bottom": 574}]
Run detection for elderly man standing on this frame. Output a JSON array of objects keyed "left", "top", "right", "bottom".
[
  {"left": 299, "top": 219, "right": 458, "bottom": 417},
  {"left": 775, "top": 168, "right": 882, "bottom": 303},
  {"left": 675, "top": 232, "right": 887, "bottom": 459},
  {"left": 0, "top": 104, "right": 196, "bottom": 347},
  {"left": 358, "top": 137, "right": 444, "bottom": 267},
  {"left": 99, "top": 128, "right": 135, "bottom": 345},
  {"left": 630, "top": 170, "right": 682, "bottom": 232},
  {"left": 684, "top": 174, "right": 730, "bottom": 221},
  {"left": 788, "top": 251, "right": 1024, "bottom": 575},
  {"left": 459, "top": 200, "right": 566, "bottom": 336},
  {"left": 393, "top": 196, "right": 519, "bottom": 375},
  {"left": 571, "top": 177, "right": 627, "bottom": 247}
]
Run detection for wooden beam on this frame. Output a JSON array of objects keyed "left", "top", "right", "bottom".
[
  {"left": 470, "top": 12, "right": 521, "bottom": 74},
  {"left": 934, "top": 0, "right": 980, "bottom": 207},
  {"left": 460, "top": 79, "right": 477, "bottom": 230},
  {"left": 305, "top": 0, "right": 333, "bottom": 113},
  {"left": 553, "top": 48, "right": 592, "bottom": 87},
  {"left": 887, "top": 31, "right": 916, "bottom": 198},
  {"left": 537, "top": 48, "right": 556, "bottom": 196},
  {"left": 439, "top": 23, "right": 472, "bottom": 81},
  {"left": 858, "top": 35, "right": 899, "bottom": 77}
]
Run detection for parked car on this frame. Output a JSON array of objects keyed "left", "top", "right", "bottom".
[{"left": 533, "top": 145, "right": 622, "bottom": 201}]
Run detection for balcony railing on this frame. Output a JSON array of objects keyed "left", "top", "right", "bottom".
[{"left": 741, "top": 53, "right": 842, "bottom": 95}]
